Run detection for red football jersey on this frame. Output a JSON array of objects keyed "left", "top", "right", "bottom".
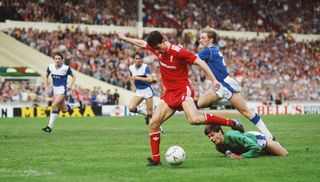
[{"left": 146, "top": 44, "right": 196, "bottom": 90}]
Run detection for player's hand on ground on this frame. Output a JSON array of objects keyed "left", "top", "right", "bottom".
[{"left": 225, "top": 150, "right": 242, "bottom": 158}]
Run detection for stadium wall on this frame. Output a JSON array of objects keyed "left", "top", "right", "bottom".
[
  {"left": 1, "top": 102, "right": 319, "bottom": 118},
  {"left": 1, "top": 20, "right": 319, "bottom": 41}
]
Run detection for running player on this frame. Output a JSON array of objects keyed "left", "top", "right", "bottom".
[
  {"left": 197, "top": 27, "right": 274, "bottom": 140},
  {"left": 204, "top": 124, "right": 288, "bottom": 158},
  {"left": 42, "top": 52, "right": 80, "bottom": 133},
  {"left": 128, "top": 52, "right": 154, "bottom": 124},
  {"left": 118, "top": 31, "right": 244, "bottom": 166}
]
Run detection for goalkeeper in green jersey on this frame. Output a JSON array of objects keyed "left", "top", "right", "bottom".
[{"left": 204, "top": 124, "right": 288, "bottom": 158}]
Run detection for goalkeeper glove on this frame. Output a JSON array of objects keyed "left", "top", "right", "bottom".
[{"left": 225, "top": 150, "right": 242, "bottom": 158}]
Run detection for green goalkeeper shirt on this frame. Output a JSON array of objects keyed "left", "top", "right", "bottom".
[{"left": 215, "top": 130, "right": 263, "bottom": 158}]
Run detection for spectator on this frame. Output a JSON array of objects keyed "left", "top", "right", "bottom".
[{"left": 113, "top": 89, "right": 120, "bottom": 105}]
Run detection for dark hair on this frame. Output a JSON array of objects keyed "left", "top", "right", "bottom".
[
  {"left": 146, "top": 31, "right": 164, "bottom": 49},
  {"left": 54, "top": 52, "right": 64, "bottom": 59},
  {"left": 204, "top": 124, "right": 224, "bottom": 135},
  {"left": 133, "top": 52, "right": 144, "bottom": 59}
]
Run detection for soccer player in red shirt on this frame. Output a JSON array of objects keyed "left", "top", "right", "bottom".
[{"left": 118, "top": 31, "right": 244, "bottom": 166}]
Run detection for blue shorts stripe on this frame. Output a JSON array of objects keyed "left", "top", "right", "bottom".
[{"left": 221, "top": 81, "right": 237, "bottom": 93}]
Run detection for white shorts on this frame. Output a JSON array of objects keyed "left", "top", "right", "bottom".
[
  {"left": 222, "top": 76, "right": 241, "bottom": 93},
  {"left": 247, "top": 131, "right": 267, "bottom": 149},
  {"left": 53, "top": 86, "right": 67, "bottom": 95},
  {"left": 135, "top": 87, "right": 154, "bottom": 99}
]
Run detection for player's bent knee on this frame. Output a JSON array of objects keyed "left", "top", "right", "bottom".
[
  {"left": 129, "top": 107, "right": 137, "bottom": 113},
  {"left": 51, "top": 103, "right": 59, "bottom": 109},
  {"left": 150, "top": 120, "right": 161, "bottom": 130},
  {"left": 196, "top": 100, "right": 203, "bottom": 108},
  {"left": 188, "top": 115, "right": 202, "bottom": 125}
]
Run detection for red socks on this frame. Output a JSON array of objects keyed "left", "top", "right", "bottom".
[
  {"left": 149, "top": 130, "right": 161, "bottom": 163},
  {"left": 149, "top": 115, "right": 230, "bottom": 163},
  {"left": 203, "top": 113, "right": 232, "bottom": 126}
]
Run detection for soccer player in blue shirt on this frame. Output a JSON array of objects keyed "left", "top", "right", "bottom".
[
  {"left": 128, "top": 52, "right": 154, "bottom": 124},
  {"left": 42, "top": 52, "right": 79, "bottom": 133},
  {"left": 128, "top": 52, "right": 164, "bottom": 132},
  {"left": 197, "top": 28, "right": 274, "bottom": 140}
]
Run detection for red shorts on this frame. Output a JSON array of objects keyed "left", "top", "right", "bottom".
[{"left": 161, "top": 85, "right": 194, "bottom": 111}]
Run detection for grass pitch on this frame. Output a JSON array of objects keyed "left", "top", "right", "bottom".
[{"left": 0, "top": 115, "right": 320, "bottom": 182}]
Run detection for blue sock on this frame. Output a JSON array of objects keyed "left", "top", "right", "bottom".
[
  {"left": 52, "top": 110, "right": 59, "bottom": 114},
  {"left": 250, "top": 113, "right": 260, "bottom": 125},
  {"left": 67, "top": 104, "right": 72, "bottom": 112}
]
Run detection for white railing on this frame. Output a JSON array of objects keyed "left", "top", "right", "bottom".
[{"left": 1, "top": 20, "right": 319, "bottom": 42}]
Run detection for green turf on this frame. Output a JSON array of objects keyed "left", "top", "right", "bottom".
[{"left": 0, "top": 115, "right": 320, "bottom": 182}]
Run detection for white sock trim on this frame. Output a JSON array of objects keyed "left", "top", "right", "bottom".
[
  {"left": 48, "top": 113, "right": 58, "bottom": 128},
  {"left": 256, "top": 119, "right": 273, "bottom": 139}
]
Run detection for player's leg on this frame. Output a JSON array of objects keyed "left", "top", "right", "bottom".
[
  {"left": 128, "top": 96, "right": 146, "bottom": 115},
  {"left": 197, "top": 89, "right": 220, "bottom": 108},
  {"left": 146, "top": 96, "right": 164, "bottom": 132},
  {"left": 59, "top": 97, "right": 81, "bottom": 113},
  {"left": 147, "top": 100, "right": 175, "bottom": 166},
  {"left": 145, "top": 97, "right": 153, "bottom": 117},
  {"left": 182, "top": 99, "right": 243, "bottom": 132},
  {"left": 58, "top": 98, "right": 69, "bottom": 113},
  {"left": 265, "top": 139, "right": 289, "bottom": 156},
  {"left": 43, "top": 94, "right": 64, "bottom": 132},
  {"left": 145, "top": 97, "right": 153, "bottom": 125},
  {"left": 230, "top": 93, "right": 273, "bottom": 139}
]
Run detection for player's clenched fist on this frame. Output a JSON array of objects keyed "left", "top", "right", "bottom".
[{"left": 117, "top": 32, "right": 126, "bottom": 40}]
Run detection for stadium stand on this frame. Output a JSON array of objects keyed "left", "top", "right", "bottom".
[
  {"left": 3, "top": 27, "right": 319, "bottom": 101},
  {"left": 0, "top": 0, "right": 319, "bottom": 104},
  {"left": 0, "top": 32, "right": 139, "bottom": 105},
  {"left": 1, "top": 0, "right": 319, "bottom": 34},
  {"left": 0, "top": 0, "right": 137, "bottom": 26}
]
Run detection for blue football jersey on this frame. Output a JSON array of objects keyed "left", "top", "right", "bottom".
[
  {"left": 47, "top": 63, "right": 73, "bottom": 87},
  {"left": 129, "top": 63, "right": 152, "bottom": 89},
  {"left": 198, "top": 45, "right": 229, "bottom": 82}
]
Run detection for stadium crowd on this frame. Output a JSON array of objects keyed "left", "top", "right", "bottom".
[
  {"left": 1, "top": 0, "right": 319, "bottom": 34},
  {"left": 0, "top": 80, "right": 120, "bottom": 105},
  {"left": 5, "top": 27, "right": 320, "bottom": 102},
  {"left": 0, "top": 0, "right": 137, "bottom": 26},
  {"left": 145, "top": 0, "right": 319, "bottom": 34}
]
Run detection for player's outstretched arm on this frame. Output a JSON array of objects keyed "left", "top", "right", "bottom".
[
  {"left": 193, "top": 58, "right": 232, "bottom": 99},
  {"left": 193, "top": 58, "right": 219, "bottom": 86},
  {"left": 129, "top": 74, "right": 136, "bottom": 92},
  {"left": 224, "top": 132, "right": 262, "bottom": 158},
  {"left": 68, "top": 73, "right": 76, "bottom": 91},
  {"left": 44, "top": 69, "right": 50, "bottom": 93},
  {"left": 117, "top": 32, "right": 147, "bottom": 48}
]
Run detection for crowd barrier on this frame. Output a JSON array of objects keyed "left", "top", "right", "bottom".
[{"left": 0, "top": 102, "right": 319, "bottom": 118}]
